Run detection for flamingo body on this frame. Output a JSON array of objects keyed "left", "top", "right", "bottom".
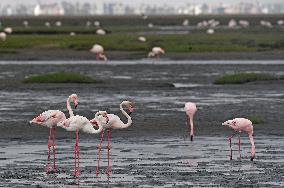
[{"left": 222, "top": 118, "right": 255, "bottom": 161}]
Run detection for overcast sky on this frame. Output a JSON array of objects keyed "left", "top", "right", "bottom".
[{"left": 1, "top": 0, "right": 283, "bottom": 7}]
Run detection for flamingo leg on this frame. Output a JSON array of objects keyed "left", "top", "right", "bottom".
[
  {"left": 52, "top": 126, "right": 56, "bottom": 175},
  {"left": 76, "top": 131, "right": 80, "bottom": 177},
  {"left": 46, "top": 128, "right": 52, "bottom": 174},
  {"left": 74, "top": 131, "right": 80, "bottom": 177},
  {"left": 238, "top": 134, "right": 241, "bottom": 160},
  {"left": 106, "top": 128, "right": 111, "bottom": 177},
  {"left": 228, "top": 132, "right": 237, "bottom": 160},
  {"left": 96, "top": 130, "right": 105, "bottom": 177}
]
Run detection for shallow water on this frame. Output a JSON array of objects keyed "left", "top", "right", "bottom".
[
  {"left": 0, "top": 136, "right": 283, "bottom": 187},
  {"left": 0, "top": 60, "right": 283, "bottom": 186}
]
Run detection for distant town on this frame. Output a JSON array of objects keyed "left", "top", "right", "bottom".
[{"left": 0, "top": 1, "right": 284, "bottom": 16}]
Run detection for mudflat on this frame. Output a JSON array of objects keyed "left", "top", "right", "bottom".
[{"left": 0, "top": 61, "right": 283, "bottom": 187}]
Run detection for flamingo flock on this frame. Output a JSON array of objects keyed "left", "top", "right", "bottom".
[
  {"left": 30, "top": 94, "right": 134, "bottom": 177},
  {"left": 30, "top": 93, "right": 256, "bottom": 178}
]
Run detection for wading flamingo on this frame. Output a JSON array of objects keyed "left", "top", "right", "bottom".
[
  {"left": 96, "top": 29, "right": 106, "bottom": 35},
  {"left": 57, "top": 114, "right": 105, "bottom": 177},
  {"left": 222, "top": 118, "right": 255, "bottom": 161},
  {"left": 30, "top": 94, "right": 78, "bottom": 174},
  {"left": 90, "top": 44, "right": 108, "bottom": 61},
  {"left": 148, "top": 47, "right": 165, "bottom": 58},
  {"left": 184, "top": 102, "right": 197, "bottom": 141},
  {"left": 92, "top": 101, "right": 134, "bottom": 177}
]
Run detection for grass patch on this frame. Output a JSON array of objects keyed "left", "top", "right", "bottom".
[
  {"left": 214, "top": 73, "right": 278, "bottom": 84},
  {"left": 23, "top": 72, "right": 99, "bottom": 84},
  {"left": 248, "top": 116, "right": 265, "bottom": 124}
]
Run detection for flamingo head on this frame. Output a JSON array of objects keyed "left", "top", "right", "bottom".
[
  {"left": 121, "top": 101, "right": 134, "bottom": 115},
  {"left": 90, "top": 118, "right": 99, "bottom": 128},
  {"left": 57, "top": 120, "right": 68, "bottom": 128},
  {"left": 69, "top": 94, "right": 78, "bottom": 108},
  {"left": 30, "top": 115, "right": 44, "bottom": 124},
  {"left": 95, "top": 111, "right": 109, "bottom": 124},
  {"left": 222, "top": 119, "right": 236, "bottom": 126}
]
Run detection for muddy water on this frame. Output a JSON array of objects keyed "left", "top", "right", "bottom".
[
  {"left": 0, "top": 60, "right": 283, "bottom": 187},
  {"left": 0, "top": 136, "right": 283, "bottom": 187}
]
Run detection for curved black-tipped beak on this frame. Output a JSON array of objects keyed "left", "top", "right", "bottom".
[
  {"left": 190, "top": 135, "right": 193, "bottom": 142},
  {"left": 250, "top": 157, "right": 254, "bottom": 161},
  {"left": 128, "top": 111, "right": 132, "bottom": 116},
  {"left": 75, "top": 104, "right": 78, "bottom": 109}
]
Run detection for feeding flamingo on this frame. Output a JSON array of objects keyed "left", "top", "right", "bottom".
[
  {"left": 222, "top": 118, "right": 255, "bottom": 161},
  {"left": 92, "top": 100, "right": 134, "bottom": 177},
  {"left": 148, "top": 47, "right": 165, "bottom": 58},
  {"left": 184, "top": 102, "right": 197, "bottom": 141},
  {"left": 30, "top": 94, "right": 78, "bottom": 174},
  {"left": 90, "top": 44, "right": 107, "bottom": 61},
  {"left": 57, "top": 114, "right": 106, "bottom": 177}
]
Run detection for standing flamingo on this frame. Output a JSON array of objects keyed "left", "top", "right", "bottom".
[
  {"left": 57, "top": 114, "right": 105, "bottom": 177},
  {"left": 184, "top": 102, "right": 197, "bottom": 141},
  {"left": 92, "top": 100, "right": 134, "bottom": 177},
  {"left": 90, "top": 44, "right": 108, "bottom": 61},
  {"left": 30, "top": 94, "right": 78, "bottom": 174},
  {"left": 148, "top": 47, "right": 165, "bottom": 58},
  {"left": 222, "top": 118, "right": 255, "bottom": 161}
]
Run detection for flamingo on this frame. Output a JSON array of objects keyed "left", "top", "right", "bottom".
[
  {"left": 222, "top": 118, "right": 255, "bottom": 161},
  {"left": 57, "top": 114, "right": 105, "bottom": 177},
  {"left": 94, "top": 21, "right": 100, "bottom": 27},
  {"left": 92, "top": 100, "right": 134, "bottom": 177},
  {"left": 206, "top": 28, "right": 215, "bottom": 34},
  {"left": 30, "top": 94, "right": 78, "bottom": 174},
  {"left": 23, "top": 20, "right": 29, "bottom": 28},
  {"left": 148, "top": 47, "right": 165, "bottom": 58},
  {"left": 96, "top": 29, "right": 106, "bottom": 35},
  {"left": 0, "top": 32, "right": 7, "bottom": 41},
  {"left": 90, "top": 44, "right": 107, "bottom": 61},
  {"left": 138, "top": 36, "right": 146, "bottom": 42},
  {"left": 45, "top": 22, "right": 51, "bottom": 28},
  {"left": 184, "top": 102, "right": 197, "bottom": 141},
  {"left": 55, "top": 21, "right": 62, "bottom": 27},
  {"left": 4, "top": 27, "right": 13, "bottom": 34}
]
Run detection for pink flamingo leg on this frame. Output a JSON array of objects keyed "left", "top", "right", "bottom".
[
  {"left": 74, "top": 144, "right": 77, "bottom": 177},
  {"left": 76, "top": 131, "right": 80, "bottom": 177},
  {"left": 228, "top": 132, "right": 237, "bottom": 160},
  {"left": 46, "top": 128, "right": 52, "bottom": 174},
  {"left": 52, "top": 126, "right": 56, "bottom": 174},
  {"left": 186, "top": 117, "right": 191, "bottom": 139},
  {"left": 238, "top": 134, "right": 241, "bottom": 160},
  {"left": 96, "top": 130, "right": 105, "bottom": 177},
  {"left": 106, "top": 129, "right": 111, "bottom": 176}
]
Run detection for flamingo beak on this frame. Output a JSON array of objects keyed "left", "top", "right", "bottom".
[
  {"left": 75, "top": 102, "right": 78, "bottom": 109},
  {"left": 250, "top": 157, "right": 254, "bottom": 161},
  {"left": 128, "top": 106, "right": 134, "bottom": 115}
]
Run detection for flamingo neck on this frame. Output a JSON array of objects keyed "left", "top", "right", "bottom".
[
  {"left": 119, "top": 103, "right": 132, "bottom": 129},
  {"left": 248, "top": 133, "right": 255, "bottom": 159},
  {"left": 66, "top": 97, "right": 74, "bottom": 117}
]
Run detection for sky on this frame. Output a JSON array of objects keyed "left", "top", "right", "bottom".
[{"left": 1, "top": 0, "right": 284, "bottom": 7}]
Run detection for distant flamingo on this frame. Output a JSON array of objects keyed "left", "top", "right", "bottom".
[
  {"left": 57, "top": 114, "right": 105, "bottom": 177},
  {"left": 96, "top": 29, "right": 106, "bottom": 35},
  {"left": 0, "top": 32, "right": 7, "bottom": 41},
  {"left": 92, "top": 101, "right": 134, "bottom": 177},
  {"left": 30, "top": 94, "right": 78, "bottom": 174},
  {"left": 90, "top": 44, "right": 107, "bottom": 61},
  {"left": 184, "top": 102, "right": 197, "bottom": 141},
  {"left": 4, "top": 27, "right": 13, "bottom": 34},
  {"left": 148, "top": 47, "right": 165, "bottom": 58},
  {"left": 222, "top": 118, "right": 255, "bottom": 161}
]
